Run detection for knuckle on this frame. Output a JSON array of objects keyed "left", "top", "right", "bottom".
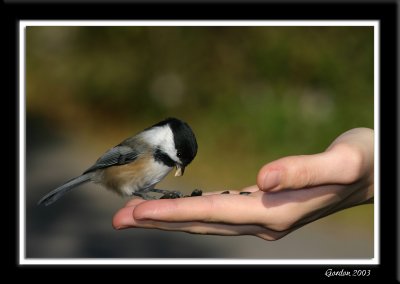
[
  {"left": 201, "top": 196, "right": 216, "bottom": 222},
  {"left": 257, "top": 231, "right": 288, "bottom": 241},
  {"left": 280, "top": 155, "right": 315, "bottom": 188},
  {"left": 267, "top": 223, "right": 290, "bottom": 232},
  {"left": 296, "top": 164, "right": 314, "bottom": 188},
  {"left": 331, "top": 143, "right": 364, "bottom": 183},
  {"left": 265, "top": 220, "right": 293, "bottom": 233},
  {"left": 258, "top": 234, "right": 278, "bottom": 241}
]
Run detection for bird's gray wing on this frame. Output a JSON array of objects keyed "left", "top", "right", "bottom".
[{"left": 83, "top": 145, "right": 139, "bottom": 174}]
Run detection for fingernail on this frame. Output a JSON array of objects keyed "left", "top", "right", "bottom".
[
  {"left": 262, "top": 171, "right": 281, "bottom": 190},
  {"left": 113, "top": 224, "right": 126, "bottom": 230}
]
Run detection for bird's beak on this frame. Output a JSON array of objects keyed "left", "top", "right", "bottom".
[{"left": 175, "top": 164, "right": 185, "bottom": 176}]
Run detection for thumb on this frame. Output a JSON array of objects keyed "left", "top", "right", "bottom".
[{"left": 257, "top": 145, "right": 363, "bottom": 192}]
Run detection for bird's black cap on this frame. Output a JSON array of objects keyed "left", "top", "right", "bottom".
[{"left": 152, "top": 117, "right": 198, "bottom": 167}]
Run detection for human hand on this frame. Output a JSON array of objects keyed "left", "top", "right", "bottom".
[{"left": 113, "top": 128, "right": 374, "bottom": 240}]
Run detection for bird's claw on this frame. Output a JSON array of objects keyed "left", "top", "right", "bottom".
[
  {"left": 160, "top": 188, "right": 203, "bottom": 199},
  {"left": 160, "top": 191, "right": 183, "bottom": 199}
]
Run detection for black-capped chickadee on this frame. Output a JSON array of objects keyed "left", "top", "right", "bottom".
[{"left": 38, "top": 117, "right": 198, "bottom": 206}]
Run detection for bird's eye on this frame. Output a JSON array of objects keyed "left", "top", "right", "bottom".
[{"left": 177, "top": 152, "right": 182, "bottom": 158}]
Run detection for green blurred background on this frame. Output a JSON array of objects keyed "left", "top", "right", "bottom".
[{"left": 26, "top": 25, "right": 374, "bottom": 259}]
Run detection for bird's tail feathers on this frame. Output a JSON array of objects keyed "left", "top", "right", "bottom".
[{"left": 37, "top": 174, "right": 92, "bottom": 206}]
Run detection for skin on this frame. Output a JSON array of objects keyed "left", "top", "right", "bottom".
[{"left": 113, "top": 128, "right": 374, "bottom": 241}]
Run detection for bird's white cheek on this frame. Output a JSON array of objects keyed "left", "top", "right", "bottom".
[{"left": 141, "top": 126, "right": 179, "bottom": 163}]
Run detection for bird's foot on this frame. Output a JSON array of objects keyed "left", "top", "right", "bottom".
[{"left": 160, "top": 191, "right": 183, "bottom": 199}]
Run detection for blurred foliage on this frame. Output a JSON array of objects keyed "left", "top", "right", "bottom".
[{"left": 26, "top": 26, "right": 374, "bottom": 189}]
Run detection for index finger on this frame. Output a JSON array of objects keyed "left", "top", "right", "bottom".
[{"left": 132, "top": 193, "right": 267, "bottom": 225}]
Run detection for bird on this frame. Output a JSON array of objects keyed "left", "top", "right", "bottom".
[{"left": 38, "top": 117, "right": 198, "bottom": 206}]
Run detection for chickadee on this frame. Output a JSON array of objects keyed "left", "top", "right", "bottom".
[{"left": 38, "top": 117, "right": 198, "bottom": 206}]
